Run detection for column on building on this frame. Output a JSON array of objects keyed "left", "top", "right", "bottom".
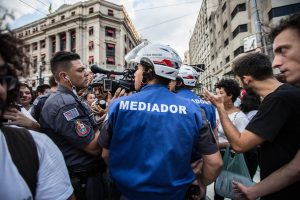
[
  {"left": 66, "top": 30, "right": 71, "bottom": 51},
  {"left": 75, "top": 27, "right": 83, "bottom": 58},
  {"left": 55, "top": 34, "right": 60, "bottom": 53}
]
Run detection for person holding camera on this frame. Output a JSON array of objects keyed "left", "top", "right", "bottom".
[
  {"left": 39, "top": 51, "right": 107, "bottom": 200},
  {"left": 99, "top": 43, "right": 223, "bottom": 199}
]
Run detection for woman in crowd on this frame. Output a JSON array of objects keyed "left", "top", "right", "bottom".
[
  {"left": 19, "top": 83, "right": 34, "bottom": 111},
  {"left": 214, "top": 79, "right": 249, "bottom": 200}
]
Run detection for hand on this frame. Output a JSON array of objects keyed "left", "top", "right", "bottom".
[
  {"left": 233, "top": 181, "right": 257, "bottom": 200},
  {"left": 107, "top": 88, "right": 127, "bottom": 105},
  {"left": 3, "top": 107, "right": 40, "bottom": 130},
  {"left": 203, "top": 88, "right": 224, "bottom": 109},
  {"left": 91, "top": 101, "right": 107, "bottom": 116}
]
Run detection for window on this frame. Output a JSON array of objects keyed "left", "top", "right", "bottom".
[
  {"left": 40, "top": 40, "right": 45, "bottom": 49},
  {"left": 124, "top": 35, "right": 127, "bottom": 43},
  {"left": 51, "top": 37, "right": 56, "bottom": 54},
  {"left": 60, "top": 35, "right": 66, "bottom": 51},
  {"left": 224, "top": 38, "right": 229, "bottom": 47},
  {"left": 89, "top": 41, "right": 94, "bottom": 50},
  {"left": 41, "top": 54, "right": 46, "bottom": 71},
  {"left": 25, "top": 45, "right": 30, "bottom": 53},
  {"left": 105, "top": 27, "right": 116, "bottom": 38},
  {"left": 232, "top": 24, "right": 247, "bottom": 38},
  {"left": 231, "top": 3, "right": 246, "bottom": 19},
  {"left": 71, "top": 30, "right": 76, "bottom": 52},
  {"left": 225, "top": 56, "right": 230, "bottom": 63},
  {"left": 223, "top": 21, "right": 227, "bottom": 30},
  {"left": 222, "top": 3, "right": 226, "bottom": 12},
  {"left": 268, "top": 3, "right": 300, "bottom": 20},
  {"left": 211, "top": 55, "right": 214, "bottom": 61},
  {"left": 71, "top": 11, "right": 75, "bottom": 16},
  {"left": 106, "top": 43, "right": 115, "bottom": 65},
  {"left": 89, "top": 26, "right": 94, "bottom": 36},
  {"left": 88, "top": 56, "right": 94, "bottom": 65},
  {"left": 89, "top": 7, "right": 94, "bottom": 14},
  {"left": 108, "top": 9, "right": 114, "bottom": 16},
  {"left": 61, "top": 15, "right": 65, "bottom": 20},
  {"left": 234, "top": 46, "right": 244, "bottom": 57},
  {"left": 33, "top": 42, "right": 38, "bottom": 51},
  {"left": 51, "top": 19, "right": 55, "bottom": 24},
  {"left": 32, "top": 57, "right": 38, "bottom": 73}
]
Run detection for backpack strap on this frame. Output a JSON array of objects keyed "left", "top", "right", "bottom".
[{"left": 1, "top": 126, "right": 39, "bottom": 198}]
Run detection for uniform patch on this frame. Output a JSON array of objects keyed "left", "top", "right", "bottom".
[
  {"left": 63, "top": 108, "right": 79, "bottom": 121},
  {"left": 75, "top": 120, "right": 91, "bottom": 137}
]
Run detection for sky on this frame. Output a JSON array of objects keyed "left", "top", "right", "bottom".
[{"left": 1, "top": 0, "right": 203, "bottom": 58}]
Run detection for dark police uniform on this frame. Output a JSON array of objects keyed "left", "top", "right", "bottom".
[
  {"left": 40, "top": 85, "right": 106, "bottom": 200},
  {"left": 99, "top": 84, "right": 218, "bottom": 200},
  {"left": 31, "top": 93, "right": 50, "bottom": 122}
]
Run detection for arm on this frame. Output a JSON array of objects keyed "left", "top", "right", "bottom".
[
  {"left": 3, "top": 108, "right": 41, "bottom": 131},
  {"left": 204, "top": 89, "right": 265, "bottom": 152},
  {"left": 83, "top": 129, "right": 101, "bottom": 155},
  {"left": 233, "top": 149, "right": 300, "bottom": 199},
  {"left": 102, "top": 148, "right": 109, "bottom": 165},
  {"left": 200, "top": 152, "right": 223, "bottom": 186}
]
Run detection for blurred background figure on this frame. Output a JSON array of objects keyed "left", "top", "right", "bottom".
[
  {"left": 239, "top": 90, "right": 260, "bottom": 180},
  {"left": 82, "top": 91, "right": 96, "bottom": 108},
  {"left": 19, "top": 83, "right": 34, "bottom": 111},
  {"left": 35, "top": 84, "right": 50, "bottom": 97}
]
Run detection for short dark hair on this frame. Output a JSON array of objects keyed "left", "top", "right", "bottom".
[
  {"left": 36, "top": 84, "right": 50, "bottom": 95},
  {"left": 269, "top": 13, "right": 300, "bottom": 42},
  {"left": 49, "top": 75, "right": 58, "bottom": 88},
  {"left": 50, "top": 51, "right": 80, "bottom": 80},
  {"left": 233, "top": 53, "right": 273, "bottom": 81},
  {"left": 215, "top": 79, "right": 240, "bottom": 103}
]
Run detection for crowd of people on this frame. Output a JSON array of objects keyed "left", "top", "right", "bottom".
[{"left": 0, "top": 9, "right": 299, "bottom": 200}]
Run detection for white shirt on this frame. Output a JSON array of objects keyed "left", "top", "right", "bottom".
[
  {"left": 216, "top": 111, "right": 249, "bottom": 144},
  {"left": 0, "top": 128, "right": 73, "bottom": 200}
]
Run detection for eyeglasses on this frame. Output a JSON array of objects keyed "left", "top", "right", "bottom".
[{"left": 0, "top": 75, "right": 17, "bottom": 91}]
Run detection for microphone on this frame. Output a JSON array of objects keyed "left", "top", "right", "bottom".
[{"left": 90, "top": 64, "right": 124, "bottom": 75}]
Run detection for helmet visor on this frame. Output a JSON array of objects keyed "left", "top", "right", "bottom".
[{"left": 125, "top": 41, "right": 150, "bottom": 64}]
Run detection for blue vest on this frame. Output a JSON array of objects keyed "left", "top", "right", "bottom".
[
  {"left": 108, "top": 84, "right": 203, "bottom": 200},
  {"left": 177, "top": 88, "right": 216, "bottom": 129}
]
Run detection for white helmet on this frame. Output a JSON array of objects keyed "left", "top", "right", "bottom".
[
  {"left": 178, "top": 65, "right": 199, "bottom": 86},
  {"left": 125, "top": 43, "right": 182, "bottom": 80}
]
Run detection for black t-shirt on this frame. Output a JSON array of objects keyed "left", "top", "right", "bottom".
[{"left": 246, "top": 84, "right": 300, "bottom": 200}]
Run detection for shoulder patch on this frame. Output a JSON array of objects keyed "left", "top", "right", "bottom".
[
  {"left": 75, "top": 120, "right": 91, "bottom": 137},
  {"left": 63, "top": 108, "right": 79, "bottom": 121}
]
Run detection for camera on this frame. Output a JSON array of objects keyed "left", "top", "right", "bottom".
[{"left": 90, "top": 65, "right": 135, "bottom": 94}]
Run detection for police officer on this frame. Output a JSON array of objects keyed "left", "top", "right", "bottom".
[
  {"left": 31, "top": 75, "right": 57, "bottom": 122},
  {"left": 40, "top": 51, "right": 106, "bottom": 200},
  {"left": 99, "top": 42, "right": 223, "bottom": 200},
  {"left": 175, "top": 65, "right": 218, "bottom": 162}
]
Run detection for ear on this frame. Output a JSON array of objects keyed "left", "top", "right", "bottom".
[
  {"left": 59, "top": 72, "right": 68, "bottom": 81},
  {"left": 243, "top": 75, "right": 252, "bottom": 84}
]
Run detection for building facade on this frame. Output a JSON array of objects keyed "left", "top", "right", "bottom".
[
  {"left": 14, "top": 0, "right": 140, "bottom": 86},
  {"left": 189, "top": 0, "right": 300, "bottom": 91}
]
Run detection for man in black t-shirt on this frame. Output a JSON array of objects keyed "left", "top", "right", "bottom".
[{"left": 205, "top": 53, "right": 300, "bottom": 200}]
